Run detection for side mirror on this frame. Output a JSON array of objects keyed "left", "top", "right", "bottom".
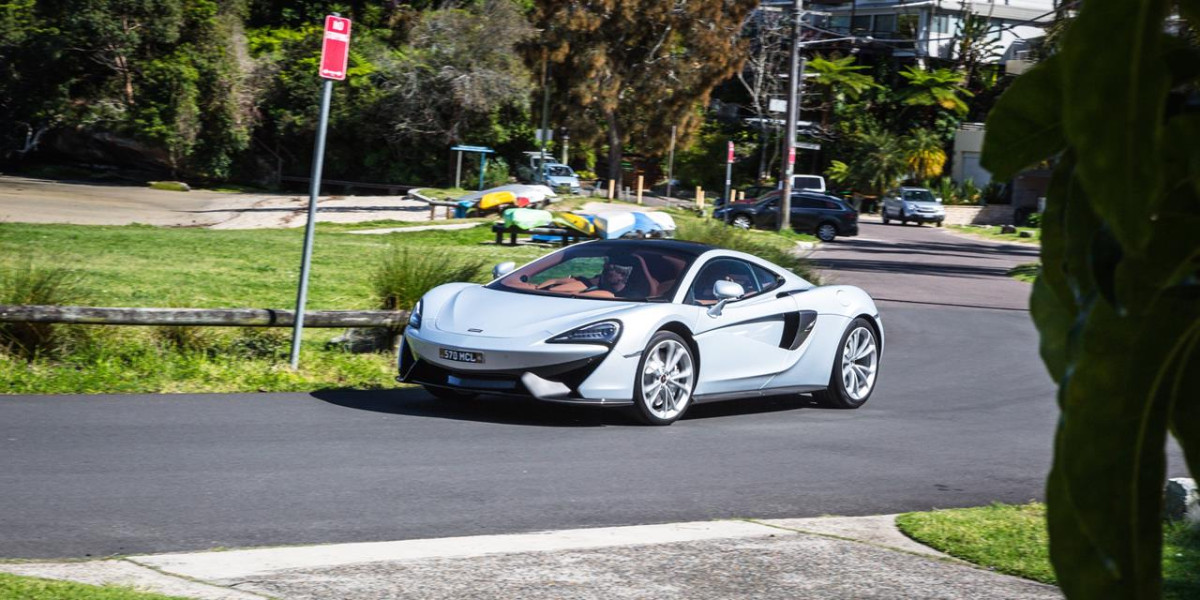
[
  {"left": 707, "top": 280, "right": 745, "bottom": 318},
  {"left": 493, "top": 262, "right": 516, "bottom": 279}
]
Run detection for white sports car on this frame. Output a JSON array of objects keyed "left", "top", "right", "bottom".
[{"left": 398, "top": 239, "right": 883, "bottom": 425}]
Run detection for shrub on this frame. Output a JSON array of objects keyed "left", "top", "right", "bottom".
[
  {"left": 675, "top": 218, "right": 820, "bottom": 283},
  {"left": 371, "top": 246, "right": 489, "bottom": 314},
  {"left": 0, "top": 262, "right": 88, "bottom": 359}
]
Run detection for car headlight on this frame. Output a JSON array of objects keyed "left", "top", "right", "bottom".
[
  {"left": 408, "top": 299, "right": 423, "bottom": 330},
  {"left": 547, "top": 320, "right": 621, "bottom": 346}
]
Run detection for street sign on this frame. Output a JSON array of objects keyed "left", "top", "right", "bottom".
[
  {"left": 727, "top": 141, "right": 735, "bottom": 163},
  {"left": 797, "top": 142, "right": 821, "bottom": 151},
  {"left": 788, "top": 147, "right": 796, "bottom": 166},
  {"left": 769, "top": 99, "right": 787, "bottom": 114},
  {"left": 319, "top": 16, "right": 352, "bottom": 80}
]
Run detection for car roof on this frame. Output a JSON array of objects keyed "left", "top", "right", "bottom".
[{"left": 583, "top": 238, "right": 714, "bottom": 256}]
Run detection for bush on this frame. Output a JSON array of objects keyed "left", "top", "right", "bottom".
[
  {"left": 371, "top": 246, "right": 489, "bottom": 314},
  {"left": 675, "top": 218, "right": 820, "bottom": 283},
  {"left": 0, "top": 262, "right": 88, "bottom": 359}
]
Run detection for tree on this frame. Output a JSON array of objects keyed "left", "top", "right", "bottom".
[
  {"left": 982, "top": 0, "right": 1199, "bottom": 596},
  {"left": 950, "top": 11, "right": 1003, "bottom": 95},
  {"left": 529, "top": 0, "right": 757, "bottom": 186},
  {"left": 902, "top": 127, "right": 946, "bottom": 181},
  {"left": 735, "top": 9, "right": 790, "bottom": 181},
  {"left": 898, "top": 65, "right": 973, "bottom": 117},
  {"left": 806, "top": 54, "right": 880, "bottom": 129}
]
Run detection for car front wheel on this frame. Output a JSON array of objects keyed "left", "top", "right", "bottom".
[
  {"left": 811, "top": 318, "right": 879, "bottom": 409},
  {"left": 632, "top": 331, "right": 696, "bottom": 425},
  {"left": 816, "top": 222, "right": 838, "bottom": 242},
  {"left": 881, "top": 211, "right": 890, "bottom": 224}
]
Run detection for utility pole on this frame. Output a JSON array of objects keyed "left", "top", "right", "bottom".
[
  {"left": 666, "top": 125, "right": 677, "bottom": 198},
  {"left": 779, "top": 0, "right": 803, "bottom": 232},
  {"left": 538, "top": 50, "right": 551, "bottom": 185}
]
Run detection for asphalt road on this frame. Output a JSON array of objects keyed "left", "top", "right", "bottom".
[{"left": 0, "top": 219, "right": 1185, "bottom": 559}]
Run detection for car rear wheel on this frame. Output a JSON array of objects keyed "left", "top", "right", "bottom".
[
  {"left": 631, "top": 332, "right": 696, "bottom": 425},
  {"left": 811, "top": 318, "right": 878, "bottom": 409},
  {"left": 732, "top": 215, "right": 752, "bottom": 229},
  {"left": 424, "top": 385, "right": 478, "bottom": 401},
  {"left": 816, "top": 222, "right": 838, "bottom": 242}
]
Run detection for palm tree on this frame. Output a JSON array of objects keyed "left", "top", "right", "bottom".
[
  {"left": 902, "top": 128, "right": 947, "bottom": 181},
  {"left": 898, "top": 65, "right": 973, "bottom": 117},
  {"left": 854, "top": 128, "right": 908, "bottom": 201},
  {"left": 807, "top": 54, "right": 880, "bottom": 127}
]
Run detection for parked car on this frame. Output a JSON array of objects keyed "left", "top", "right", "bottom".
[
  {"left": 881, "top": 187, "right": 946, "bottom": 226},
  {"left": 398, "top": 239, "right": 883, "bottom": 425},
  {"left": 516, "top": 152, "right": 582, "bottom": 194},
  {"left": 712, "top": 191, "right": 859, "bottom": 242}
]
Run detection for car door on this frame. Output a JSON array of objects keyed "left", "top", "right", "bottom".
[
  {"left": 789, "top": 194, "right": 822, "bottom": 232},
  {"left": 685, "top": 257, "right": 800, "bottom": 396},
  {"left": 753, "top": 193, "right": 781, "bottom": 229}
]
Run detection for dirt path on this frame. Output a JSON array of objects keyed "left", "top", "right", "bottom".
[{"left": 0, "top": 176, "right": 432, "bottom": 229}]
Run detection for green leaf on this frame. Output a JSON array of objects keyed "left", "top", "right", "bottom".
[
  {"left": 981, "top": 55, "right": 1064, "bottom": 181},
  {"left": 1060, "top": 0, "right": 1172, "bottom": 253}
]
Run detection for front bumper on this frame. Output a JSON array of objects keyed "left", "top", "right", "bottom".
[
  {"left": 904, "top": 212, "right": 944, "bottom": 223},
  {"left": 397, "top": 332, "right": 634, "bottom": 406}
]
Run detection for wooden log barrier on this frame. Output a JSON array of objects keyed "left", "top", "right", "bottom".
[{"left": 0, "top": 305, "right": 409, "bottom": 328}]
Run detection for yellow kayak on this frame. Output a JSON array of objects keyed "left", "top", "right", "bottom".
[
  {"left": 479, "top": 190, "right": 518, "bottom": 211},
  {"left": 552, "top": 212, "right": 595, "bottom": 236}
]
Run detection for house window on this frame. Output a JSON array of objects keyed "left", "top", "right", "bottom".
[
  {"left": 932, "top": 14, "right": 950, "bottom": 34},
  {"left": 851, "top": 15, "right": 872, "bottom": 34},
  {"left": 874, "top": 14, "right": 897, "bottom": 34},
  {"left": 830, "top": 15, "right": 850, "bottom": 33}
]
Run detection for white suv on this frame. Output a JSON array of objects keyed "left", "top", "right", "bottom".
[{"left": 882, "top": 187, "right": 945, "bottom": 227}]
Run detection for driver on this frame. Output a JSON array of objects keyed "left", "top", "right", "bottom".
[{"left": 537, "top": 256, "right": 638, "bottom": 298}]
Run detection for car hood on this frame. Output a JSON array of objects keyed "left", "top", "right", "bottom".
[
  {"left": 546, "top": 175, "right": 579, "bottom": 186},
  {"left": 433, "top": 285, "right": 637, "bottom": 338}
]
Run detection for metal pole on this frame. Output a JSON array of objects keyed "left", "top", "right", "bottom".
[
  {"left": 780, "top": 0, "right": 802, "bottom": 232},
  {"left": 539, "top": 51, "right": 551, "bottom": 185},
  {"left": 666, "top": 125, "right": 677, "bottom": 198},
  {"left": 289, "top": 78, "right": 334, "bottom": 369},
  {"left": 455, "top": 151, "right": 463, "bottom": 189},
  {"left": 561, "top": 133, "right": 569, "bottom": 165},
  {"left": 724, "top": 141, "right": 733, "bottom": 208}
]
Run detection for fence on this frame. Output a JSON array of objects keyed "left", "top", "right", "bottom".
[{"left": 0, "top": 305, "right": 408, "bottom": 328}]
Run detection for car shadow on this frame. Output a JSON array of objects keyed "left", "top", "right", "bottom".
[{"left": 310, "top": 388, "right": 820, "bottom": 427}]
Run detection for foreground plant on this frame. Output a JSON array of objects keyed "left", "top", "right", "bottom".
[
  {"left": 0, "top": 261, "right": 87, "bottom": 359},
  {"left": 982, "top": 0, "right": 1200, "bottom": 597}
]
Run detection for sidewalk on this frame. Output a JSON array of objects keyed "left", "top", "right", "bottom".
[{"left": 0, "top": 515, "right": 1060, "bottom": 599}]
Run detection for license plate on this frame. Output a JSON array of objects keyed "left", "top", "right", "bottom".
[{"left": 440, "top": 348, "right": 484, "bottom": 364}]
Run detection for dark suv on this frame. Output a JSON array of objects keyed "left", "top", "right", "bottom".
[{"left": 712, "top": 191, "right": 859, "bottom": 242}]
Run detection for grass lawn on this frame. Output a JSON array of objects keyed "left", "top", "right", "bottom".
[
  {"left": 1008, "top": 263, "right": 1041, "bottom": 283},
  {"left": 897, "top": 502, "right": 1200, "bottom": 598},
  {"left": 950, "top": 224, "right": 1041, "bottom": 244},
  {"left": 1, "top": 203, "right": 814, "bottom": 394},
  {"left": 0, "top": 572, "right": 187, "bottom": 600}
]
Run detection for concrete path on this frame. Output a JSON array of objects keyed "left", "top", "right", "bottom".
[{"left": 2, "top": 516, "right": 1060, "bottom": 599}]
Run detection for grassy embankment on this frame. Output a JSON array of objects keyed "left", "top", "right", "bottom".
[
  {"left": 950, "top": 224, "right": 1041, "bottom": 244},
  {"left": 897, "top": 502, "right": 1199, "bottom": 598},
  {"left": 1, "top": 202, "right": 815, "bottom": 394}
]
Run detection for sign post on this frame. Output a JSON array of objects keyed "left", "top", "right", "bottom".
[
  {"left": 724, "top": 141, "right": 734, "bottom": 207},
  {"left": 290, "top": 14, "right": 352, "bottom": 370}
]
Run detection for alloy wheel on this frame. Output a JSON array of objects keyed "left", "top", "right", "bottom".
[
  {"left": 840, "top": 326, "right": 878, "bottom": 401},
  {"left": 640, "top": 339, "right": 694, "bottom": 421}
]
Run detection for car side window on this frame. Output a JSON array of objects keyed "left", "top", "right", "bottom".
[
  {"left": 796, "top": 196, "right": 824, "bottom": 209},
  {"left": 687, "top": 258, "right": 762, "bottom": 306},
  {"left": 747, "top": 263, "right": 784, "bottom": 296}
]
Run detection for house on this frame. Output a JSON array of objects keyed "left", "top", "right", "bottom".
[{"left": 802, "top": 0, "right": 1057, "bottom": 62}]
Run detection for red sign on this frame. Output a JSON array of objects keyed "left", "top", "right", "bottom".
[
  {"left": 787, "top": 146, "right": 796, "bottom": 166},
  {"left": 319, "top": 16, "right": 352, "bottom": 80},
  {"left": 727, "top": 141, "right": 735, "bottom": 164}
]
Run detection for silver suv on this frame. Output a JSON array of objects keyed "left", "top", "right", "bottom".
[{"left": 881, "top": 187, "right": 945, "bottom": 227}]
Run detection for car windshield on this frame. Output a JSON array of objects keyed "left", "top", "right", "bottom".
[
  {"left": 545, "top": 165, "right": 574, "bottom": 177},
  {"left": 902, "top": 189, "right": 937, "bottom": 203},
  {"left": 488, "top": 243, "right": 697, "bottom": 302}
]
